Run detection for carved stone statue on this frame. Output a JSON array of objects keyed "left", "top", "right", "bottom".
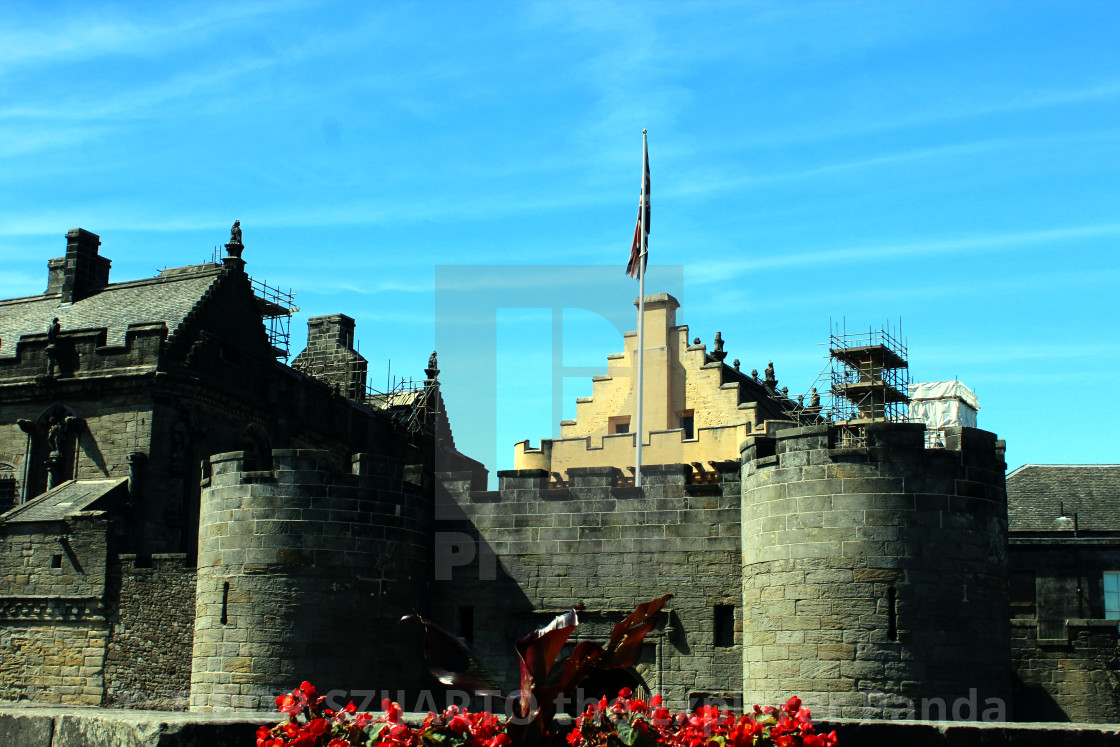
[
  {"left": 230, "top": 220, "right": 242, "bottom": 245},
  {"left": 425, "top": 350, "right": 440, "bottom": 381},
  {"left": 764, "top": 361, "right": 776, "bottom": 391},
  {"left": 45, "top": 318, "right": 61, "bottom": 376},
  {"left": 46, "top": 416, "right": 65, "bottom": 458},
  {"left": 810, "top": 388, "right": 821, "bottom": 409}
]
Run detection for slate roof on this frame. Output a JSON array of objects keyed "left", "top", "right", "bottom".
[
  {"left": 0, "top": 263, "right": 224, "bottom": 360},
  {"left": 1007, "top": 465, "right": 1120, "bottom": 533},
  {"left": 1, "top": 478, "right": 126, "bottom": 523}
]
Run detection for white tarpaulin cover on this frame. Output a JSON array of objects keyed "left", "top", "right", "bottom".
[{"left": 908, "top": 381, "right": 979, "bottom": 430}]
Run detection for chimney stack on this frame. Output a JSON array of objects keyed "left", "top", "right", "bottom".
[{"left": 49, "top": 229, "right": 111, "bottom": 302}]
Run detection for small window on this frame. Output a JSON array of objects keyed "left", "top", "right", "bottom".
[
  {"left": 609, "top": 417, "right": 631, "bottom": 435},
  {"left": 679, "top": 413, "right": 695, "bottom": 440},
  {"left": 1009, "top": 571, "right": 1036, "bottom": 609},
  {"left": 0, "top": 470, "right": 16, "bottom": 508},
  {"left": 714, "top": 605, "right": 735, "bottom": 647},
  {"left": 1104, "top": 572, "right": 1120, "bottom": 626},
  {"left": 887, "top": 586, "right": 898, "bottom": 641},
  {"left": 458, "top": 606, "right": 474, "bottom": 644},
  {"left": 51, "top": 554, "right": 63, "bottom": 569}
]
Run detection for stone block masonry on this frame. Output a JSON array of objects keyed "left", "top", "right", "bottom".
[
  {"left": 1011, "top": 618, "right": 1120, "bottom": 722},
  {"left": 189, "top": 449, "right": 431, "bottom": 711},
  {"left": 103, "top": 554, "right": 197, "bottom": 709},
  {"left": 434, "top": 461, "right": 744, "bottom": 711},
  {"left": 0, "top": 516, "right": 110, "bottom": 705},
  {"left": 741, "top": 423, "right": 1011, "bottom": 719}
]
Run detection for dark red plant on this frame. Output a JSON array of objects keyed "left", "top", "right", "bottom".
[{"left": 405, "top": 594, "right": 672, "bottom": 747}]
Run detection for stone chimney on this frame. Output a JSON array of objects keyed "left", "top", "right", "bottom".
[
  {"left": 48, "top": 229, "right": 111, "bottom": 302},
  {"left": 291, "top": 315, "right": 368, "bottom": 400}
]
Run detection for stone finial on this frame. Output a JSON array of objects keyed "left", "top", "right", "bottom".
[
  {"left": 781, "top": 386, "right": 788, "bottom": 397},
  {"left": 733, "top": 359, "right": 740, "bottom": 371},
  {"left": 798, "top": 394, "right": 804, "bottom": 406},
  {"left": 751, "top": 369, "right": 758, "bottom": 379},
  {"left": 693, "top": 337, "right": 701, "bottom": 345},
  {"left": 711, "top": 332, "right": 728, "bottom": 362},
  {"left": 425, "top": 350, "right": 440, "bottom": 381}
]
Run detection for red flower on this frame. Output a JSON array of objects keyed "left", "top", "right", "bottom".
[
  {"left": 345, "top": 701, "right": 358, "bottom": 714},
  {"left": 308, "top": 717, "right": 329, "bottom": 737},
  {"left": 448, "top": 714, "right": 471, "bottom": 734},
  {"left": 804, "top": 731, "right": 838, "bottom": 747},
  {"left": 784, "top": 696, "right": 802, "bottom": 714}
]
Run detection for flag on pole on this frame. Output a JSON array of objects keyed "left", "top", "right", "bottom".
[{"left": 626, "top": 134, "right": 650, "bottom": 278}]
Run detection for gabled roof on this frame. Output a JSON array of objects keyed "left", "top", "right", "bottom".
[
  {"left": 1007, "top": 464, "right": 1120, "bottom": 533},
  {"left": 1, "top": 478, "right": 126, "bottom": 523},
  {"left": 0, "top": 263, "right": 224, "bottom": 360}
]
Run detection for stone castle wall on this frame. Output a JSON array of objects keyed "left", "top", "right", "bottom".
[
  {"left": 434, "top": 462, "right": 743, "bottom": 710},
  {"left": 740, "top": 423, "right": 1011, "bottom": 719},
  {"left": 103, "top": 553, "right": 197, "bottom": 709},
  {"left": 0, "top": 515, "right": 109, "bottom": 705},
  {"left": 1012, "top": 619, "right": 1120, "bottom": 722},
  {"left": 189, "top": 449, "right": 431, "bottom": 711}
]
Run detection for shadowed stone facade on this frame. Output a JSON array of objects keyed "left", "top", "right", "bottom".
[{"left": 0, "top": 228, "right": 476, "bottom": 710}]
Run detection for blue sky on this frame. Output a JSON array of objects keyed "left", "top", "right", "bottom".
[{"left": 1, "top": 1, "right": 1117, "bottom": 478}]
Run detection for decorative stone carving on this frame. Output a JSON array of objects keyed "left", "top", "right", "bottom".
[
  {"left": 45, "top": 317, "right": 61, "bottom": 377},
  {"left": 425, "top": 350, "right": 440, "bottom": 381},
  {"left": 225, "top": 220, "right": 244, "bottom": 259},
  {"left": 711, "top": 332, "right": 728, "bottom": 362}
]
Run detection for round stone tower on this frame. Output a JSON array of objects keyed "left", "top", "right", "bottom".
[
  {"left": 740, "top": 423, "right": 1010, "bottom": 719},
  {"left": 189, "top": 449, "right": 430, "bottom": 711}
]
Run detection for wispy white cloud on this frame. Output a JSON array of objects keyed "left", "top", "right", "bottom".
[
  {"left": 688, "top": 223, "right": 1120, "bottom": 284},
  {"left": 0, "top": 1, "right": 310, "bottom": 72}
]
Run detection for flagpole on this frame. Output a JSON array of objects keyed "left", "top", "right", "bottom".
[{"left": 635, "top": 130, "right": 647, "bottom": 488}]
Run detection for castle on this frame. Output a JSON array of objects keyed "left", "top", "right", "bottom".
[{"left": 1, "top": 228, "right": 1117, "bottom": 722}]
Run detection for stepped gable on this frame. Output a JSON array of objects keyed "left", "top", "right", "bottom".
[{"left": 1007, "top": 464, "right": 1120, "bottom": 532}]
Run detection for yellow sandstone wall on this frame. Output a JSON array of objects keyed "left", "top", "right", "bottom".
[{"left": 515, "top": 294, "right": 770, "bottom": 479}]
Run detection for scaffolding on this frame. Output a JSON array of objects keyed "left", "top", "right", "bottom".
[
  {"left": 366, "top": 377, "right": 437, "bottom": 438},
  {"left": 250, "top": 277, "right": 299, "bottom": 360},
  {"left": 828, "top": 321, "right": 909, "bottom": 447},
  {"left": 208, "top": 245, "right": 299, "bottom": 360}
]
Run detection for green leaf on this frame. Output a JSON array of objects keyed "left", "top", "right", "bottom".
[{"left": 363, "top": 721, "right": 389, "bottom": 744}]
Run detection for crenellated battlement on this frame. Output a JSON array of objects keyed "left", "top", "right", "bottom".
[{"left": 0, "top": 322, "right": 167, "bottom": 384}]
